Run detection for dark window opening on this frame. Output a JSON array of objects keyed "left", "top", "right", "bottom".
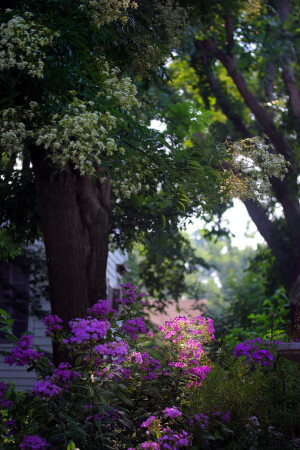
[{"left": 0, "top": 263, "right": 29, "bottom": 342}]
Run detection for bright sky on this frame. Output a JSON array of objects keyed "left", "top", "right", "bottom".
[{"left": 186, "top": 199, "right": 265, "bottom": 250}]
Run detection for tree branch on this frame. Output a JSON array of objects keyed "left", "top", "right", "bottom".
[
  {"left": 224, "top": 15, "right": 234, "bottom": 50},
  {"left": 195, "top": 37, "right": 296, "bottom": 165},
  {"left": 243, "top": 198, "right": 298, "bottom": 285},
  {"left": 193, "top": 42, "right": 252, "bottom": 138},
  {"left": 278, "top": 0, "right": 300, "bottom": 118}
]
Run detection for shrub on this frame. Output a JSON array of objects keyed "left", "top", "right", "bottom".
[{"left": 0, "top": 284, "right": 299, "bottom": 449}]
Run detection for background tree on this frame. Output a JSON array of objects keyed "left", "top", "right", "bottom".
[{"left": 162, "top": 0, "right": 300, "bottom": 338}]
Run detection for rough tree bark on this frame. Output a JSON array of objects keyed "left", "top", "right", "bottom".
[{"left": 32, "top": 150, "right": 111, "bottom": 361}]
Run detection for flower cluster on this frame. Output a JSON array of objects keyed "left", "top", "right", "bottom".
[
  {"left": 160, "top": 316, "right": 214, "bottom": 387},
  {"left": 19, "top": 435, "right": 50, "bottom": 449},
  {"left": 160, "top": 316, "right": 215, "bottom": 343},
  {"left": 88, "top": 299, "right": 117, "bottom": 317},
  {"left": 33, "top": 380, "right": 61, "bottom": 398},
  {"left": 222, "top": 136, "right": 290, "bottom": 204},
  {"left": 79, "top": 0, "right": 138, "bottom": 27},
  {"left": 33, "top": 362, "right": 81, "bottom": 398},
  {"left": 43, "top": 314, "right": 63, "bottom": 337},
  {"left": 4, "top": 335, "right": 44, "bottom": 367},
  {"left": 120, "top": 317, "right": 147, "bottom": 340},
  {"left": 0, "top": 102, "right": 38, "bottom": 156},
  {"left": 163, "top": 406, "right": 182, "bottom": 419},
  {"left": 94, "top": 341, "right": 129, "bottom": 363},
  {"left": 137, "top": 352, "right": 161, "bottom": 380},
  {"left": 193, "top": 413, "right": 209, "bottom": 429},
  {"left": 233, "top": 338, "right": 275, "bottom": 366},
  {"left": 140, "top": 428, "right": 190, "bottom": 449},
  {"left": 116, "top": 283, "right": 146, "bottom": 306},
  {"left": 36, "top": 98, "right": 119, "bottom": 176},
  {"left": 64, "top": 317, "right": 110, "bottom": 345},
  {"left": 0, "top": 381, "right": 13, "bottom": 408},
  {"left": 140, "top": 415, "right": 157, "bottom": 428},
  {"left": 0, "top": 11, "right": 56, "bottom": 78},
  {"left": 36, "top": 58, "right": 139, "bottom": 177}
]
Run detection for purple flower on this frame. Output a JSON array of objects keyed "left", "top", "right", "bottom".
[
  {"left": 33, "top": 362, "right": 80, "bottom": 397},
  {"left": 94, "top": 341, "right": 129, "bottom": 363},
  {"left": 157, "top": 428, "right": 190, "bottom": 449},
  {"left": 43, "top": 315, "right": 63, "bottom": 337},
  {"left": 88, "top": 299, "right": 117, "bottom": 317},
  {"left": 130, "top": 351, "right": 143, "bottom": 364},
  {"left": 233, "top": 339, "right": 274, "bottom": 367},
  {"left": 4, "top": 335, "right": 44, "bottom": 367},
  {"left": 116, "top": 283, "right": 146, "bottom": 306},
  {"left": 194, "top": 413, "right": 209, "bottom": 429},
  {"left": 120, "top": 317, "right": 147, "bottom": 340},
  {"left": 4, "top": 418, "right": 16, "bottom": 435},
  {"left": 65, "top": 317, "right": 110, "bottom": 345},
  {"left": 163, "top": 406, "right": 182, "bottom": 419},
  {"left": 221, "top": 411, "right": 231, "bottom": 423},
  {"left": 33, "top": 380, "right": 61, "bottom": 398},
  {"left": 138, "top": 352, "right": 161, "bottom": 379},
  {"left": 140, "top": 415, "right": 156, "bottom": 428},
  {"left": 140, "top": 443, "right": 160, "bottom": 449},
  {"left": 0, "top": 381, "right": 13, "bottom": 408},
  {"left": 19, "top": 435, "right": 50, "bottom": 449}
]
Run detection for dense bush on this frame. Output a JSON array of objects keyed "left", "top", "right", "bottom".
[{"left": 0, "top": 284, "right": 299, "bottom": 449}]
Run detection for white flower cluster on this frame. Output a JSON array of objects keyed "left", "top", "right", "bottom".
[
  {"left": 154, "top": 0, "right": 187, "bottom": 48},
  {"left": 221, "top": 136, "right": 290, "bottom": 204},
  {"left": 34, "top": 56, "right": 140, "bottom": 175},
  {"left": 34, "top": 55, "right": 140, "bottom": 175},
  {"left": 80, "top": 0, "right": 137, "bottom": 27},
  {"left": 0, "top": 11, "right": 56, "bottom": 78},
  {"left": 0, "top": 108, "right": 27, "bottom": 154},
  {"left": 104, "top": 76, "right": 140, "bottom": 111},
  {"left": 112, "top": 161, "right": 152, "bottom": 198},
  {"left": 112, "top": 176, "right": 143, "bottom": 199},
  {"left": 97, "top": 56, "right": 140, "bottom": 110},
  {"left": 0, "top": 102, "right": 38, "bottom": 155},
  {"left": 36, "top": 98, "right": 120, "bottom": 175}
]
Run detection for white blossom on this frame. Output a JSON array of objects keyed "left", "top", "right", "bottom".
[{"left": 0, "top": 11, "right": 57, "bottom": 78}]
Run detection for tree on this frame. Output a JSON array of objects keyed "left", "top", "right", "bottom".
[
  {"left": 164, "top": 0, "right": 300, "bottom": 338},
  {"left": 0, "top": 0, "right": 227, "bottom": 361}
]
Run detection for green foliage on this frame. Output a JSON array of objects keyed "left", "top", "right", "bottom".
[
  {"left": 124, "top": 229, "right": 209, "bottom": 309},
  {"left": 189, "top": 348, "right": 300, "bottom": 449},
  {"left": 1, "top": 299, "right": 299, "bottom": 448},
  {"left": 209, "top": 244, "right": 290, "bottom": 343},
  {"left": 0, "top": 230, "right": 21, "bottom": 261}
]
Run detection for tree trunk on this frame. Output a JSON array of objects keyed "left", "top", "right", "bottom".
[{"left": 33, "top": 155, "right": 111, "bottom": 362}]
